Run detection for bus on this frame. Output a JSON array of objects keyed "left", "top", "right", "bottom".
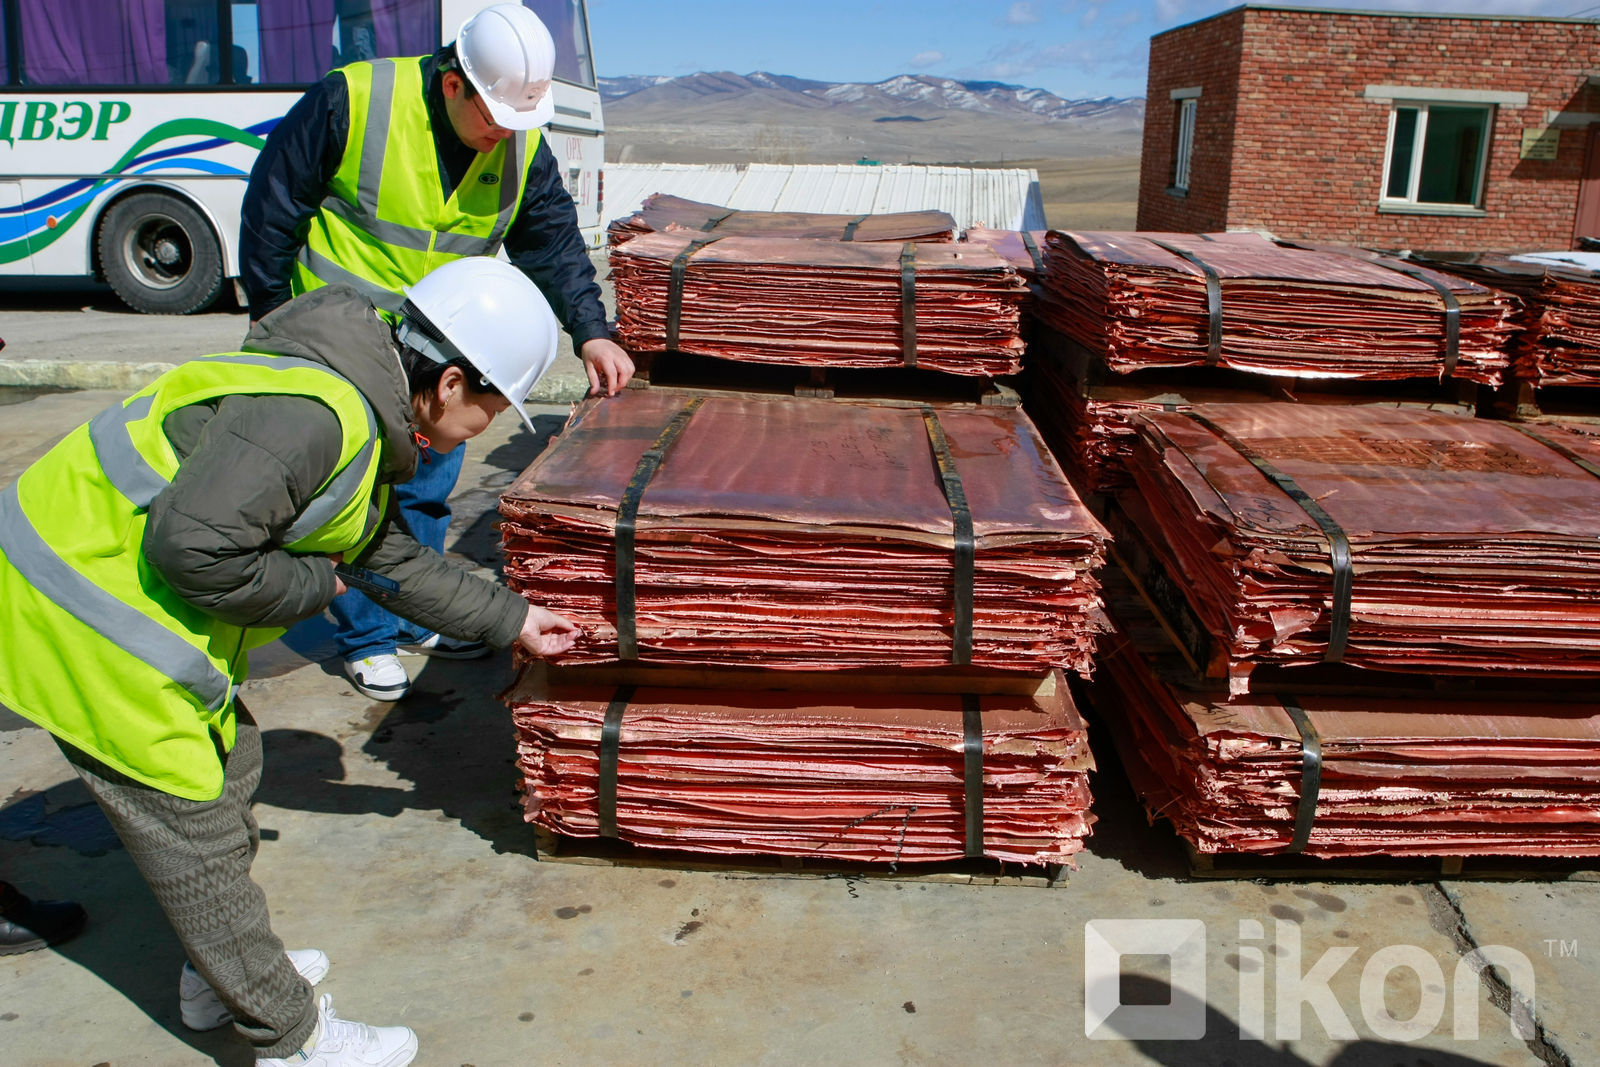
[{"left": 0, "top": 0, "right": 603, "bottom": 314}]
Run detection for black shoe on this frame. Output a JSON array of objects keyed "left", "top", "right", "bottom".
[{"left": 0, "top": 881, "right": 87, "bottom": 955}]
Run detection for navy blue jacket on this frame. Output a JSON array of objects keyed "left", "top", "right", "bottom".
[{"left": 238, "top": 51, "right": 608, "bottom": 349}]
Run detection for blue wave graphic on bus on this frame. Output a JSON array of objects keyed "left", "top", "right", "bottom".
[
  {"left": 6, "top": 117, "right": 280, "bottom": 216},
  {"left": 0, "top": 158, "right": 248, "bottom": 245},
  {"left": 0, "top": 116, "right": 279, "bottom": 261}
]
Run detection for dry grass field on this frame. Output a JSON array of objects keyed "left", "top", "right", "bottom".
[{"left": 972, "top": 155, "right": 1141, "bottom": 231}]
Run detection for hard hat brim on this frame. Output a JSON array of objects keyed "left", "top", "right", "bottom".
[{"left": 464, "top": 70, "right": 555, "bottom": 130}]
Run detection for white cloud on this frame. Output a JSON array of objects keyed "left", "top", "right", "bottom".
[
  {"left": 909, "top": 50, "right": 946, "bottom": 68},
  {"left": 1006, "top": 2, "right": 1042, "bottom": 25}
]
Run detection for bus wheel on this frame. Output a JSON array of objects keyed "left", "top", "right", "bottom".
[{"left": 98, "top": 193, "right": 224, "bottom": 315}]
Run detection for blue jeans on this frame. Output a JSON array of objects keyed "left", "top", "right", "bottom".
[{"left": 329, "top": 443, "right": 464, "bottom": 661}]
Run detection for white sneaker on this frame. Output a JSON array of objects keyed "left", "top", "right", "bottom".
[
  {"left": 260, "top": 993, "right": 418, "bottom": 1067},
  {"left": 179, "top": 948, "right": 331, "bottom": 1031},
  {"left": 398, "top": 632, "right": 491, "bottom": 660},
  {"left": 343, "top": 655, "right": 410, "bottom": 700}
]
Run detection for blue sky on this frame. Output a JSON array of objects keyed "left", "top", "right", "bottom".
[{"left": 587, "top": 0, "right": 1595, "bottom": 100}]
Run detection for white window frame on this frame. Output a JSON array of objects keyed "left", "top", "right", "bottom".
[
  {"left": 1378, "top": 102, "right": 1493, "bottom": 209},
  {"left": 1169, "top": 86, "right": 1201, "bottom": 195}
]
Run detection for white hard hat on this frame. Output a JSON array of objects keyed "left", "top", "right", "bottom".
[
  {"left": 395, "top": 257, "right": 560, "bottom": 437},
  {"left": 456, "top": 3, "right": 556, "bottom": 130}
]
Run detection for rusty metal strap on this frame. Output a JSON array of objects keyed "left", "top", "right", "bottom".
[
  {"left": 1150, "top": 238, "right": 1223, "bottom": 366},
  {"left": 1020, "top": 230, "right": 1043, "bottom": 275},
  {"left": 666, "top": 237, "right": 722, "bottom": 351},
  {"left": 700, "top": 208, "right": 737, "bottom": 232},
  {"left": 1281, "top": 695, "right": 1322, "bottom": 854},
  {"left": 1185, "top": 411, "right": 1353, "bottom": 663},
  {"left": 598, "top": 684, "right": 636, "bottom": 838},
  {"left": 963, "top": 694, "right": 985, "bottom": 858},
  {"left": 1367, "top": 261, "right": 1462, "bottom": 377},
  {"left": 1503, "top": 423, "right": 1600, "bottom": 482},
  {"left": 615, "top": 397, "right": 705, "bottom": 659},
  {"left": 921, "top": 406, "right": 974, "bottom": 665},
  {"left": 841, "top": 213, "right": 871, "bottom": 241},
  {"left": 901, "top": 242, "right": 919, "bottom": 368}
]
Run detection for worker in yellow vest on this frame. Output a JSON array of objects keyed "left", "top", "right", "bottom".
[
  {"left": 240, "top": 3, "right": 631, "bottom": 703},
  {"left": 0, "top": 257, "right": 575, "bottom": 1067}
]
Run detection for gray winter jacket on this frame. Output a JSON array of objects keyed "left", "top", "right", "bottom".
[{"left": 140, "top": 285, "right": 528, "bottom": 649}]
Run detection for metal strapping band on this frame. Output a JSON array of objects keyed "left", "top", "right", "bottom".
[
  {"left": 921, "top": 407, "right": 975, "bottom": 665},
  {"left": 1281, "top": 696, "right": 1322, "bottom": 854},
  {"left": 1369, "top": 261, "right": 1461, "bottom": 377},
  {"left": 666, "top": 237, "right": 722, "bottom": 351},
  {"left": 615, "top": 397, "right": 705, "bottom": 659},
  {"left": 1150, "top": 238, "right": 1223, "bottom": 366},
  {"left": 1186, "top": 411, "right": 1353, "bottom": 662},
  {"left": 1019, "top": 230, "right": 1044, "bottom": 274},
  {"left": 701, "top": 208, "right": 737, "bottom": 232},
  {"left": 1505, "top": 423, "right": 1600, "bottom": 481},
  {"left": 598, "top": 685, "right": 635, "bottom": 838},
  {"left": 962, "top": 694, "right": 985, "bottom": 857},
  {"left": 841, "top": 213, "right": 870, "bottom": 241},
  {"left": 900, "top": 243, "right": 918, "bottom": 368}
]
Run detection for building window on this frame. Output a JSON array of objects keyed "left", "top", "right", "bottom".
[
  {"left": 1173, "top": 97, "right": 1198, "bottom": 192},
  {"left": 1381, "top": 103, "right": 1492, "bottom": 208}
]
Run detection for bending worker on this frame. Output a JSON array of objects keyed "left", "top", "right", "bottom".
[
  {"left": 0, "top": 257, "right": 576, "bottom": 1067},
  {"left": 240, "top": 2, "right": 632, "bottom": 702}
]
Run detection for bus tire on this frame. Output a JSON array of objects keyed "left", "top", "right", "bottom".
[{"left": 97, "top": 192, "right": 224, "bottom": 315}]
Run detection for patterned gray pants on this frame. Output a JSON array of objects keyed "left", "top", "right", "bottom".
[{"left": 58, "top": 702, "right": 315, "bottom": 1058}]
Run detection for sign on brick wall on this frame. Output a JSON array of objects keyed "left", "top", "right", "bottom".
[{"left": 1521, "top": 126, "right": 1561, "bottom": 160}]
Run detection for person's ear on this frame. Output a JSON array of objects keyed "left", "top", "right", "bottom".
[
  {"left": 436, "top": 365, "right": 466, "bottom": 406},
  {"left": 442, "top": 69, "right": 465, "bottom": 100}
]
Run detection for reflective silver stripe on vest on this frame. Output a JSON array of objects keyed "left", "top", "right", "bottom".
[
  {"left": 296, "top": 246, "right": 406, "bottom": 311},
  {"left": 86, "top": 355, "right": 380, "bottom": 544},
  {"left": 319, "top": 195, "right": 501, "bottom": 258},
  {"left": 321, "top": 58, "right": 520, "bottom": 261},
  {"left": 0, "top": 482, "right": 232, "bottom": 711},
  {"left": 356, "top": 59, "right": 397, "bottom": 216},
  {"left": 90, "top": 394, "right": 166, "bottom": 507}
]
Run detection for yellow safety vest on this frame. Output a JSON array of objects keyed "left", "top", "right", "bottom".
[
  {"left": 0, "top": 354, "right": 389, "bottom": 800},
  {"left": 291, "top": 57, "right": 538, "bottom": 313}
]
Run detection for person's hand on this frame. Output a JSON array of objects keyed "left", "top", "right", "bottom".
[
  {"left": 580, "top": 338, "right": 635, "bottom": 397},
  {"left": 329, "top": 553, "right": 347, "bottom": 596},
  {"left": 517, "top": 603, "right": 580, "bottom": 657}
]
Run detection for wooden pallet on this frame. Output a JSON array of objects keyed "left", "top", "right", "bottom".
[
  {"left": 1491, "top": 378, "right": 1600, "bottom": 421},
  {"left": 1181, "top": 839, "right": 1600, "bottom": 882},
  {"left": 531, "top": 827, "right": 1068, "bottom": 887},
  {"left": 629, "top": 350, "right": 1020, "bottom": 408},
  {"left": 528, "top": 659, "right": 1058, "bottom": 698}
]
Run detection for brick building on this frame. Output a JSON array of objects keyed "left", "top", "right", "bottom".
[{"left": 1136, "top": 5, "right": 1600, "bottom": 249}]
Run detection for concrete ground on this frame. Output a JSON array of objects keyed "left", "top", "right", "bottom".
[{"left": 1, "top": 289, "right": 1597, "bottom": 1066}]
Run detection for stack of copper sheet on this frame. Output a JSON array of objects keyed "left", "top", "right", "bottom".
[
  {"left": 506, "top": 671, "right": 1095, "bottom": 865},
  {"left": 962, "top": 227, "right": 1049, "bottom": 284},
  {"left": 1409, "top": 251, "right": 1600, "bottom": 386},
  {"left": 1117, "top": 403, "right": 1600, "bottom": 686},
  {"left": 1025, "top": 331, "right": 1476, "bottom": 495},
  {"left": 1036, "top": 231, "right": 1513, "bottom": 383},
  {"left": 607, "top": 194, "right": 957, "bottom": 246},
  {"left": 1093, "top": 629, "right": 1600, "bottom": 858},
  {"left": 499, "top": 390, "right": 1107, "bottom": 674},
  {"left": 610, "top": 233, "right": 1028, "bottom": 376}
]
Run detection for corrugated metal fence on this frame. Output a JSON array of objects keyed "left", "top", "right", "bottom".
[{"left": 602, "top": 163, "right": 1046, "bottom": 233}]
